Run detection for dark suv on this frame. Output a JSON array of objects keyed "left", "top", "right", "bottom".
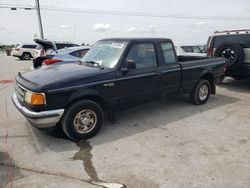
[{"left": 207, "top": 29, "right": 250, "bottom": 80}]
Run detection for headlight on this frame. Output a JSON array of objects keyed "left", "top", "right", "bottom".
[{"left": 24, "top": 91, "right": 46, "bottom": 105}]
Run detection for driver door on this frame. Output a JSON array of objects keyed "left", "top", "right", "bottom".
[{"left": 116, "top": 43, "right": 162, "bottom": 109}]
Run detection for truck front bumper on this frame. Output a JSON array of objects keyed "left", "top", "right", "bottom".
[{"left": 12, "top": 93, "right": 64, "bottom": 129}]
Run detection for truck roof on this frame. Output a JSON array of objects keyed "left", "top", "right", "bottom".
[
  {"left": 99, "top": 38, "right": 172, "bottom": 43},
  {"left": 212, "top": 29, "right": 250, "bottom": 36}
]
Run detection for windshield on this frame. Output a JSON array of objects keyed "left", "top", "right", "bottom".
[
  {"left": 81, "top": 41, "right": 128, "bottom": 68},
  {"left": 36, "top": 45, "right": 42, "bottom": 50}
]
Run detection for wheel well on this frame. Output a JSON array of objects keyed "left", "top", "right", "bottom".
[
  {"left": 67, "top": 95, "right": 108, "bottom": 112},
  {"left": 201, "top": 73, "right": 215, "bottom": 94},
  {"left": 22, "top": 52, "right": 32, "bottom": 57}
]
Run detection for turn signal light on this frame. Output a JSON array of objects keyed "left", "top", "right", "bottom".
[
  {"left": 207, "top": 48, "right": 213, "bottom": 57},
  {"left": 24, "top": 91, "right": 46, "bottom": 105},
  {"left": 31, "top": 93, "right": 45, "bottom": 105}
]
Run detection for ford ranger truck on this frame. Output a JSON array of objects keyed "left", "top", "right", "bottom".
[{"left": 12, "top": 38, "right": 226, "bottom": 140}]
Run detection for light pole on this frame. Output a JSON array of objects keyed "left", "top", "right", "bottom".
[{"left": 35, "top": 0, "right": 44, "bottom": 39}]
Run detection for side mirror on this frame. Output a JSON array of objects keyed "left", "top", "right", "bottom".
[
  {"left": 127, "top": 59, "right": 136, "bottom": 69},
  {"left": 121, "top": 59, "right": 136, "bottom": 75}
]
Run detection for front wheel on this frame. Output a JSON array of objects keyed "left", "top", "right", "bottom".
[
  {"left": 190, "top": 79, "right": 211, "bottom": 105},
  {"left": 62, "top": 100, "right": 104, "bottom": 140},
  {"left": 22, "top": 52, "right": 31, "bottom": 60}
]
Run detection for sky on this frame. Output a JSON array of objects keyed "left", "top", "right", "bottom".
[{"left": 0, "top": 0, "right": 250, "bottom": 45}]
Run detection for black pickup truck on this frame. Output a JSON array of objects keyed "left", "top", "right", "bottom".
[{"left": 12, "top": 38, "right": 225, "bottom": 140}]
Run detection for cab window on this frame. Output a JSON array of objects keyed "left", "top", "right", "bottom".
[
  {"left": 126, "top": 43, "right": 157, "bottom": 69},
  {"left": 160, "top": 43, "right": 177, "bottom": 64}
]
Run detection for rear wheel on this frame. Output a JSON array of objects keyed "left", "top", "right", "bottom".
[
  {"left": 232, "top": 76, "right": 244, "bottom": 80},
  {"left": 62, "top": 100, "right": 104, "bottom": 140},
  {"left": 22, "top": 52, "right": 31, "bottom": 60},
  {"left": 190, "top": 79, "right": 211, "bottom": 105}
]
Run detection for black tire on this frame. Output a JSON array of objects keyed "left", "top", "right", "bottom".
[
  {"left": 216, "top": 75, "right": 225, "bottom": 84},
  {"left": 62, "top": 100, "right": 104, "bottom": 141},
  {"left": 190, "top": 79, "right": 211, "bottom": 105},
  {"left": 21, "top": 52, "right": 31, "bottom": 60},
  {"left": 214, "top": 42, "right": 244, "bottom": 69},
  {"left": 232, "top": 76, "right": 243, "bottom": 80}
]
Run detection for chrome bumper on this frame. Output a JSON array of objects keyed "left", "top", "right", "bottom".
[{"left": 12, "top": 93, "right": 64, "bottom": 129}]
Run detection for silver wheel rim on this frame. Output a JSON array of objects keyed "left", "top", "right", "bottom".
[
  {"left": 199, "top": 85, "right": 208, "bottom": 101},
  {"left": 23, "top": 54, "right": 30, "bottom": 59},
  {"left": 73, "top": 109, "right": 97, "bottom": 134}
]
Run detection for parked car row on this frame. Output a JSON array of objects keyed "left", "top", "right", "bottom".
[
  {"left": 34, "top": 39, "right": 79, "bottom": 57},
  {"left": 32, "top": 39, "right": 89, "bottom": 69},
  {"left": 10, "top": 39, "right": 80, "bottom": 61}
]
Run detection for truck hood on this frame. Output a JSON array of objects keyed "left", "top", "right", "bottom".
[{"left": 18, "top": 63, "right": 111, "bottom": 91}]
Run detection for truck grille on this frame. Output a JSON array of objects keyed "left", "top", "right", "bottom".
[{"left": 15, "top": 83, "right": 26, "bottom": 102}]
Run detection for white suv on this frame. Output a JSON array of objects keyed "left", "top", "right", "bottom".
[{"left": 12, "top": 44, "right": 37, "bottom": 60}]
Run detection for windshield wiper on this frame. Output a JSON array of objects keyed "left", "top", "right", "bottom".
[{"left": 83, "top": 61, "right": 104, "bottom": 69}]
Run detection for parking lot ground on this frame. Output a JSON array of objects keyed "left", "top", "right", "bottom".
[{"left": 0, "top": 55, "right": 250, "bottom": 188}]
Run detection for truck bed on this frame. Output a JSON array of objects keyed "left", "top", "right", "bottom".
[
  {"left": 177, "top": 55, "right": 208, "bottom": 62},
  {"left": 177, "top": 56, "right": 226, "bottom": 94}
]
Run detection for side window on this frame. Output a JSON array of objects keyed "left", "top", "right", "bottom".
[
  {"left": 192, "top": 46, "right": 202, "bottom": 53},
  {"left": 65, "top": 44, "right": 73, "bottom": 48},
  {"left": 126, "top": 43, "right": 157, "bottom": 69},
  {"left": 56, "top": 44, "right": 65, "bottom": 50},
  {"left": 70, "top": 49, "right": 89, "bottom": 58},
  {"left": 214, "top": 35, "right": 250, "bottom": 48},
  {"left": 23, "top": 45, "right": 34, "bottom": 48},
  {"left": 78, "top": 49, "right": 88, "bottom": 57},
  {"left": 181, "top": 46, "right": 192, "bottom": 52},
  {"left": 160, "top": 43, "right": 177, "bottom": 64}
]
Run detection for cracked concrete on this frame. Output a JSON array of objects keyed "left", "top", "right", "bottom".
[{"left": 1, "top": 55, "right": 250, "bottom": 187}]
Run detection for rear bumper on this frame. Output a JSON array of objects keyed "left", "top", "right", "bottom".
[
  {"left": 12, "top": 93, "right": 64, "bottom": 129},
  {"left": 12, "top": 54, "right": 21, "bottom": 57},
  {"left": 227, "top": 63, "right": 250, "bottom": 78}
]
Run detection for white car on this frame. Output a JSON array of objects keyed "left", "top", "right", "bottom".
[
  {"left": 175, "top": 45, "right": 206, "bottom": 57},
  {"left": 12, "top": 43, "right": 37, "bottom": 60}
]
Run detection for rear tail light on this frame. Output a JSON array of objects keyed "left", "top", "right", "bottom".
[
  {"left": 41, "top": 49, "right": 45, "bottom": 56},
  {"left": 207, "top": 48, "right": 213, "bottom": 57},
  {"left": 15, "top": 48, "right": 20, "bottom": 51},
  {"left": 224, "top": 63, "right": 228, "bottom": 73},
  {"left": 42, "top": 59, "right": 62, "bottom": 65}
]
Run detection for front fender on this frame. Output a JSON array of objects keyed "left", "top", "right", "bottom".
[
  {"left": 67, "top": 89, "right": 100, "bottom": 105},
  {"left": 66, "top": 89, "right": 112, "bottom": 112}
]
